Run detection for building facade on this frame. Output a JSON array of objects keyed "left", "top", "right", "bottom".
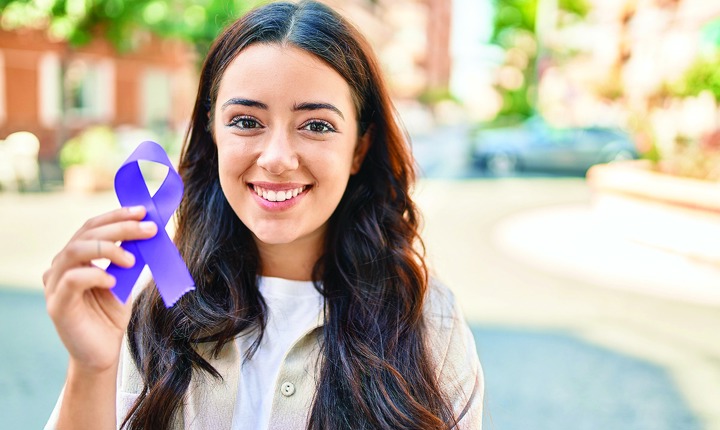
[
  {"left": 0, "top": 0, "right": 452, "bottom": 162},
  {"left": 0, "top": 27, "right": 197, "bottom": 160},
  {"left": 538, "top": 0, "right": 720, "bottom": 139}
]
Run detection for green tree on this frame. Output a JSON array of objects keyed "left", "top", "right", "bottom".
[
  {"left": 490, "top": 0, "right": 589, "bottom": 123},
  {"left": 0, "top": 0, "right": 265, "bottom": 158},
  {"left": 0, "top": 0, "right": 265, "bottom": 57}
]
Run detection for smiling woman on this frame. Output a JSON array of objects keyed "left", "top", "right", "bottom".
[
  {"left": 214, "top": 44, "right": 368, "bottom": 271},
  {"left": 42, "top": 1, "right": 483, "bottom": 430}
]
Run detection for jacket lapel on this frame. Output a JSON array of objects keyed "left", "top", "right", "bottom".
[{"left": 183, "top": 340, "right": 242, "bottom": 429}]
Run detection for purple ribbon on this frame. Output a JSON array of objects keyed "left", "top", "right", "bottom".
[{"left": 107, "top": 141, "right": 194, "bottom": 307}]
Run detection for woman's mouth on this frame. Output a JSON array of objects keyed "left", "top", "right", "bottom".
[{"left": 251, "top": 184, "right": 308, "bottom": 203}]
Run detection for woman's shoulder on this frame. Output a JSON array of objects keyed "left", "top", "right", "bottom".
[
  {"left": 422, "top": 277, "right": 476, "bottom": 362},
  {"left": 423, "top": 278, "right": 464, "bottom": 328},
  {"left": 423, "top": 278, "right": 484, "bottom": 427}
]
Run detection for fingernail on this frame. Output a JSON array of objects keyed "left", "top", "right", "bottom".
[
  {"left": 124, "top": 251, "right": 135, "bottom": 266},
  {"left": 139, "top": 221, "right": 156, "bottom": 232},
  {"left": 128, "top": 206, "right": 145, "bottom": 215},
  {"left": 107, "top": 274, "right": 117, "bottom": 287}
]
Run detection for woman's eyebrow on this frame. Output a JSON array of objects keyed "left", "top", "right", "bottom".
[
  {"left": 293, "top": 102, "right": 345, "bottom": 120},
  {"left": 221, "top": 98, "right": 268, "bottom": 111}
]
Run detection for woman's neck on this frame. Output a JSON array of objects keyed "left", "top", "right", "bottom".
[{"left": 254, "top": 233, "right": 323, "bottom": 281}]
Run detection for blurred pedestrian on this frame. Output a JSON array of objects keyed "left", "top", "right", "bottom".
[{"left": 42, "top": 1, "right": 483, "bottom": 429}]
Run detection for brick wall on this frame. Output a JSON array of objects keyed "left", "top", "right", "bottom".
[{"left": 0, "top": 28, "right": 196, "bottom": 159}]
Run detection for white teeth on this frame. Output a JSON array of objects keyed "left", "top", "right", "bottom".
[{"left": 252, "top": 185, "right": 305, "bottom": 202}]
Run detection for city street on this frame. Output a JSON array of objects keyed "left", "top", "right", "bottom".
[
  {"left": 0, "top": 0, "right": 717, "bottom": 427},
  {"left": 0, "top": 127, "right": 718, "bottom": 428},
  {"left": 411, "top": 127, "right": 720, "bottom": 429},
  {"left": 415, "top": 178, "right": 720, "bottom": 429}
]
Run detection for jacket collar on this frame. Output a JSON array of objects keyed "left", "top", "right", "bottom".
[{"left": 182, "top": 311, "right": 325, "bottom": 429}]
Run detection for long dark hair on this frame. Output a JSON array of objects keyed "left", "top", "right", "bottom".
[{"left": 124, "top": 1, "right": 456, "bottom": 429}]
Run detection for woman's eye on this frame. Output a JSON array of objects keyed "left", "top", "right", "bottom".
[
  {"left": 229, "top": 116, "right": 262, "bottom": 129},
  {"left": 303, "top": 120, "right": 335, "bottom": 134}
]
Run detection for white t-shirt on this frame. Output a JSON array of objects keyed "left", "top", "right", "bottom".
[{"left": 230, "top": 276, "right": 323, "bottom": 430}]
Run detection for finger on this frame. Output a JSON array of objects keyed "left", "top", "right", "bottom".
[
  {"left": 47, "top": 267, "right": 117, "bottom": 317},
  {"left": 42, "top": 268, "right": 53, "bottom": 300},
  {"left": 94, "top": 240, "right": 137, "bottom": 268},
  {"left": 91, "top": 287, "right": 134, "bottom": 330},
  {"left": 77, "top": 219, "right": 158, "bottom": 244},
  {"left": 46, "top": 206, "right": 149, "bottom": 295},
  {"left": 56, "top": 210, "right": 151, "bottom": 270},
  {"left": 47, "top": 236, "right": 142, "bottom": 292},
  {"left": 70, "top": 206, "right": 147, "bottom": 242},
  {"left": 42, "top": 268, "right": 55, "bottom": 296},
  {"left": 42, "top": 268, "right": 51, "bottom": 287}
]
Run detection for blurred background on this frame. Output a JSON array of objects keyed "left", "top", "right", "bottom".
[{"left": 0, "top": 0, "right": 719, "bottom": 428}]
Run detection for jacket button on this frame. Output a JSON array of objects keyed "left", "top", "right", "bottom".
[{"left": 280, "top": 381, "right": 296, "bottom": 397}]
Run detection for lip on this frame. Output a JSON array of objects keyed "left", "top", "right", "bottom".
[
  {"left": 248, "top": 181, "right": 309, "bottom": 191},
  {"left": 248, "top": 182, "right": 311, "bottom": 212}
]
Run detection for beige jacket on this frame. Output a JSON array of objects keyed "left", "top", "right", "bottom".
[{"left": 113, "top": 283, "right": 482, "bottom": 429}]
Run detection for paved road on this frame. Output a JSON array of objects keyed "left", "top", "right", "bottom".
[
  {"left": 414, "top": 178, "right": 720, "bottom": 429},
  {"left": 411, "top": 124, "right": 477, "bottom": 179},
  {"left": 410, "top": 125, "right": 720, "bottom": 429}
]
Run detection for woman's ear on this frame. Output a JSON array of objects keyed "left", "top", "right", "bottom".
[{"left": 351, "top": 126, "right": 372, "bottom": 174}]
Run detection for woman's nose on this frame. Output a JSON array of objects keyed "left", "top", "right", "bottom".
[{"left": 256, "top": 130, "right": 299, "bottom": 175}]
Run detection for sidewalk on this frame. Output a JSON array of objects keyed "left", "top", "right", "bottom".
[
  {"left": 494, "top": 204, "right": 720, "bottom": 306},
  {"left": 414, "top": 179, "right": 720, "bottom": 429},
  {"left": 0, "top": 190, "right": 118, "bottom": 290},
  {"left": 1, "top": 179, "right": 719, "bottom": 428}
]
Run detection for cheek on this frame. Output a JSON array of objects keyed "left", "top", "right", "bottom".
[
  {"left": 304, "top": 142, "right": 357, "bottom": 174},
  {"left": 216, "top": 149, "right": 254, "bottom": 204},
  {"left": 308, "top": 152, "right": 354, "bottom": 201},
  {"left": 217, "top": 147, "right": 232, "bottom": 170},
  {"left": 217, "top": 143, "right": 253, "bottom": 174},
  {"left": 216, "top": 153, "right": 235, "bottom": 187}
]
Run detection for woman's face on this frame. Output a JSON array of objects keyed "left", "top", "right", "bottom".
[{"left": 213, "top": 43, "right": 366, "bottom": 254}]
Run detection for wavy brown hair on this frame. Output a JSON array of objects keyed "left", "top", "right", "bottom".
[{"left": 123, "top": 1, "right": 457, "bottom": 429}]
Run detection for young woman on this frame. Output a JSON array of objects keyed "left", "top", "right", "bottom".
[{"left": 43, "top": 1, "right": 483, "bottom": 429}]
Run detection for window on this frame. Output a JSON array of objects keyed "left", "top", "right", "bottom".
[
  {"left": 65, "top": 58, "right": 114, "bottom": 122},
  {"left": 38, "top": 52, "right": 61, "bottom": 127},
  {"left": 0, "top": 51, "right": 5, "bottom": 125},
  {"left": 140, "top": 68, "right": 172, "bottom": 130}
]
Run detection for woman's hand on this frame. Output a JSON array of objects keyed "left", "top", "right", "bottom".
[{"left": 43, "top": 205, "right": 157, "bottom": 373}]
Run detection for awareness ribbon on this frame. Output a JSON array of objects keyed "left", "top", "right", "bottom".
[{"left": 107, "top": 141, "right": 195, "bottom": 307}]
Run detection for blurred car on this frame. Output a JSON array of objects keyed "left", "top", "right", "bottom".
[{"left": 471, "top": 116, "right": 638, "bottom": 175}]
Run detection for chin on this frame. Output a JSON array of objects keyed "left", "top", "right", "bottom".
[{"left": 251, "top": 230, "right": 301, "bottom": 246}]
